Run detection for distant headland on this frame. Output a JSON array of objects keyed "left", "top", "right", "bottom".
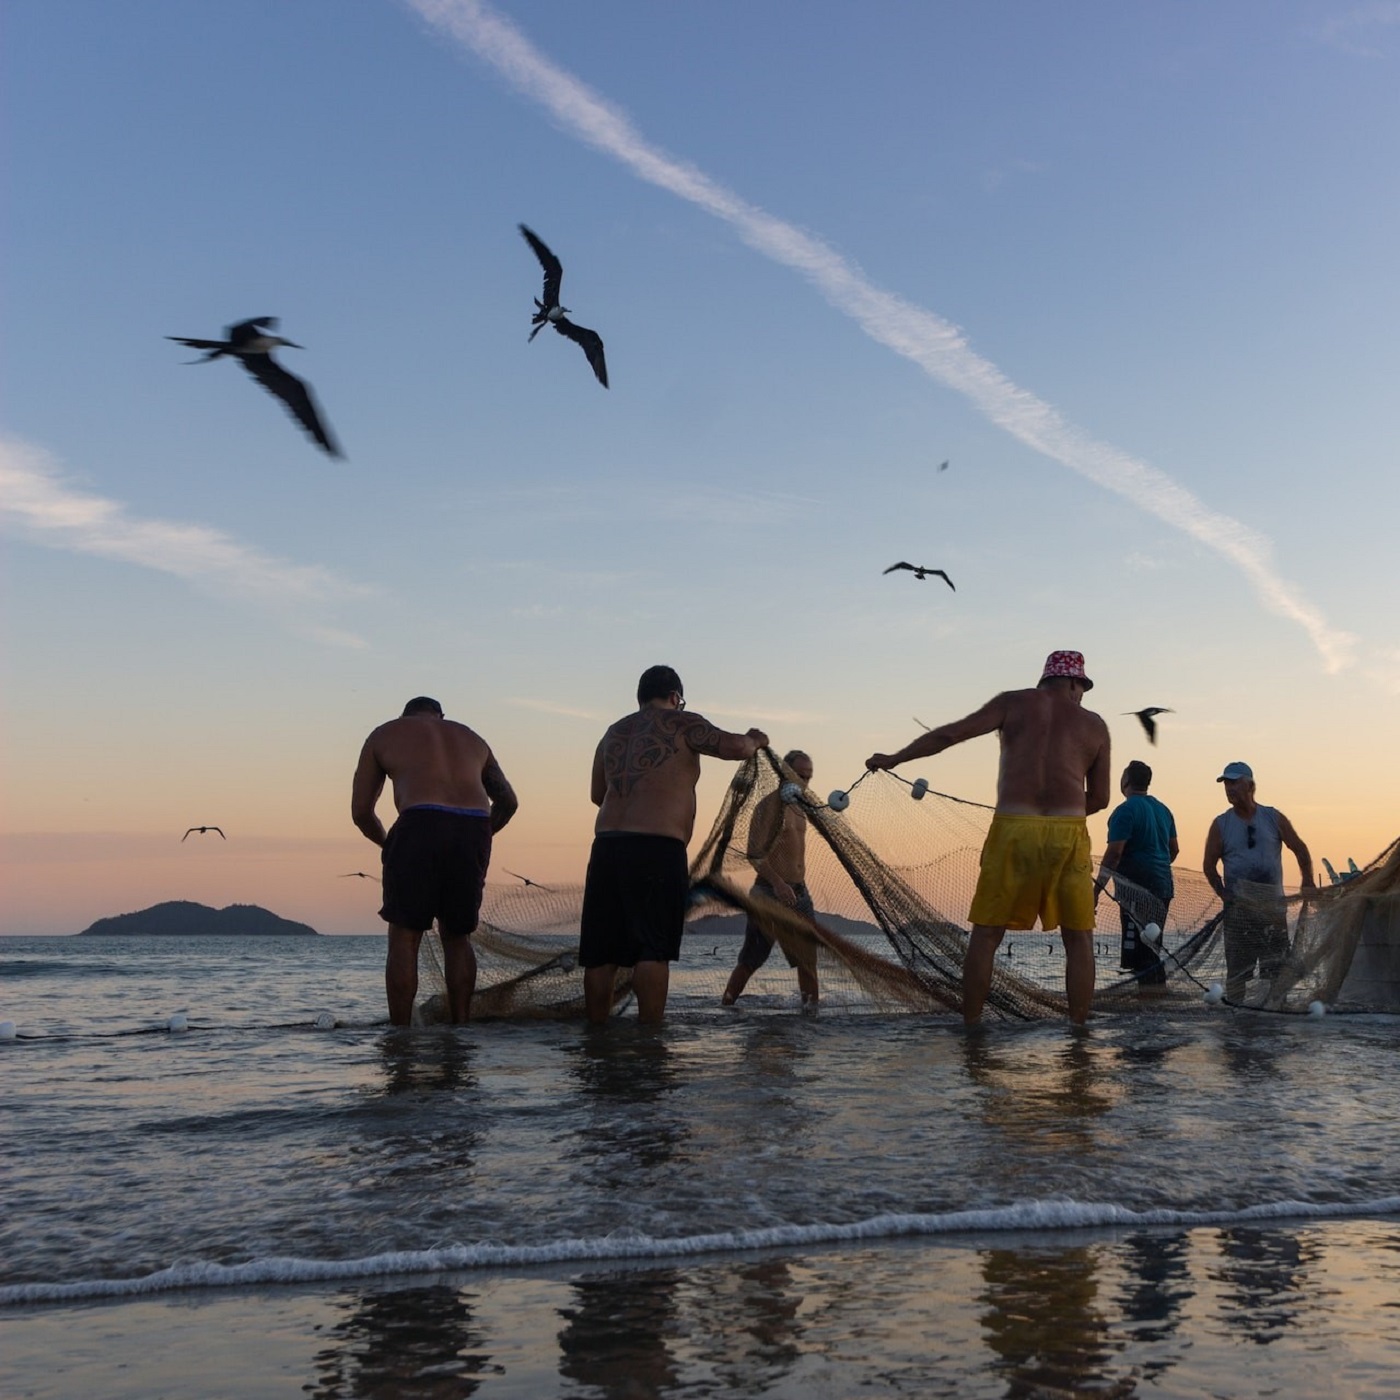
[{"left": 77, "top": 901, "right": 320, "bottom": 937}]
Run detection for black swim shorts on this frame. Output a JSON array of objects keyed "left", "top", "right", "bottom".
[
  {"left": 578, "top": 831, "right": 690, "bottom": 968},
  {"left": 379, "top": 806, "right": 492, "bottom": 937},
  {"left": 738, "top": 879, "right": 816, "bottom": 970}
]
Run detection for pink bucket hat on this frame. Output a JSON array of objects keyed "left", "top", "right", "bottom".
[{"left": 1038, "top": 650, "right": 1093, "bottom": 690}]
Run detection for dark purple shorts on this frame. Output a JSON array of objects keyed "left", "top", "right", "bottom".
[{"left": 379, "top": 806, "right": 492, "bottom": 937}]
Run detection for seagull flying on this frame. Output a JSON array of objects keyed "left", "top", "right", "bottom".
[
  {"left": 167, "top": 317, "right": 342, "bottom": 457},
  {"left": 1124, "top": 707, "right": 1174, "bottom": 744},
  {"left": 937, "top": 460, "right": 949, "bottom": 471},
  {"left": 518, "top": 225, "right": 609, "bottom": 388},
  {"left": 503, "top": 869, "right": 554, "bottom": 893},
  {"left": 182, "top": 826, "right": 226, "bottom": 841},
  {"left": 339, "top": 871, "right": 380, "bottom": 882},
  {"left": 883, "top": 562, "right": 955, "bottom": 591}
]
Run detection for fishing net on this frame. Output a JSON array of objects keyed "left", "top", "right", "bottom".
[{"left": 420, "top": 750, "right": 1400, "bottom": 1021}]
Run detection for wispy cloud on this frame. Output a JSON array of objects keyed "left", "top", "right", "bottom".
[
  {"left": 705, "top": 704, "right": 828, "bottom": 727},
  {"left": 509, "top": 697, "right": 606, "bottom": 722},
  {"left": 0, "top": 436, "right": 371, "bottom": 646},
  {"left": 406, "top": 0, "right": 1356, "bottom": 674},
  {"left": 1311, "top": 3, "right": 1400, "bottom": 57}
]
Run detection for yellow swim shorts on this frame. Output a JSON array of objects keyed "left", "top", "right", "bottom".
[{"left": 967, "top": 814, "right": 1095, "bottom": 932}]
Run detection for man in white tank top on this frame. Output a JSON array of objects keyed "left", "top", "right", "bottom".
[{"left": 1203, "top": 761, "right": 1315, "bottom": 1003}]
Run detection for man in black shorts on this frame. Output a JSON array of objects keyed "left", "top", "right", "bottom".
[
  {"left": 352, "top": 697, "right": 518, "bottom": 1025},
  {"left": 722, "top": 751, "right": 820, "bottom": 1008},
  {"left": 582, "top": 666, "right": 768, "bottom": 1025}
]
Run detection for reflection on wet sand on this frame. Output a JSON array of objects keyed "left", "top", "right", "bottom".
[
  {"left": 977, "top": 1244, "right": 1133, "bottom": 1398},
  {"left": 557, "top": 1268, "right": 683, "bottom": 1397},
  {"left": 1210, "top": 1225, "right": 1319, "bottom": 1346},
  {"left": 307, "top": 1282, "right": 499, "bottom": 1399}
]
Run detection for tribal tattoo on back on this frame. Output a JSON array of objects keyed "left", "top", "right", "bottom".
[{"left": 603, "top": 710, "right": 724, "bottom": 797}]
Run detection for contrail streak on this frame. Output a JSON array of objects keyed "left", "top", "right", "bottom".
[
  {"left": 407, "top": 0, "right": 1354, "bottom": 673},
  {"left": 0, "top": 435, "right": 371, "bottom": 648}
]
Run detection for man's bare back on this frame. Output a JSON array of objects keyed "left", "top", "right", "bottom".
[
  {"left": 352, "top": 713, "right": 516, "bottom": 844},
  {"left": 591, "top": 706, "right": 763, "bottom": 844}
]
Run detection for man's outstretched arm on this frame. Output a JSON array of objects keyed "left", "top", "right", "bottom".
[
  {"left": 684, "top": 714, "right": 769, "bottom": 761},
  {"left": 866, "top": 694, "right": 1008, "bottom": 771}
]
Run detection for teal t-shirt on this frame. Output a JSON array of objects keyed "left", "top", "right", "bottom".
[{"left": 1106, "top": 792, "right": 1176, "bottom": 898}]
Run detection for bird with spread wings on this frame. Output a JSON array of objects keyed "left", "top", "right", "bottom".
[
  {"left": 883, "top": 562, "right": 955, "bottom": 590},
  {"left": 519, "top": 225, "right": 609, "bottom": 388}
]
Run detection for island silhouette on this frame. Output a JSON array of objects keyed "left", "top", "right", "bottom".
[{"left": 77, "top": 901, "right": 319, "bottom": 937}]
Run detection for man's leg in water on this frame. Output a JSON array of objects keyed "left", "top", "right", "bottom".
[
  {"left": 584, "top": 965, "right": 617, "bottom": 1025},
  {"left": 797, "top": 965, "right": 819, "bottom": 1007},
  {"left": 633, "top": 960, "right": 670, "bottom": 1024},
  {"left": 385, "top": 925, "right": 425, "bottom": 1026},
  {"left": 439, "top": 932, "right": 478, "bottom": 1024},
  {"left": 962, "top": 924, "right": 1006, "bottom": 1024},
  {"left": 721, "top": 964, "right": 752, "bottom": 1005},
  {"left": 1061, "top": 928, "right": 1095, "bottom": 1024}
]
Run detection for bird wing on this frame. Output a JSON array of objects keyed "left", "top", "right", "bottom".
[
  {"left": 519, "top": 225, "right": 563, "bottom": 309},
  {"left": 554, "top": 317, "right": 608, "bottom": 387},
  {"left": 168, "top": 336, "right": 227, "bottom": 351},
  {"left": 228, "top": 317, "right": 279, "bottom": 344},
  {"left": 929, "top": 570, "right": 956, "bottom": 591},
  {"left": 240, "top": 355, "right": 343, "bottom": 457},
  {"left": 182, "top": 828, "right": 196, "bottom": 841},
  {"left": 883, "top": 562, "right": 915, "bottom": 574},
  {"left": 212, "top": 827, "right": 226, "bottom": 838}
]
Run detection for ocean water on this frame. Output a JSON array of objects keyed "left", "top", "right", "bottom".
[{"left": 4, "top": 933, "right": 1400, "bottom": 1398}]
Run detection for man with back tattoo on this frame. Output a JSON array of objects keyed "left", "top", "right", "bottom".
[{"left": 582, "top": 665, "right": 769, "bottom": 1025}]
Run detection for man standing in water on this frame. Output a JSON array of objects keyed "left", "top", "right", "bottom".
[
  {"left": 1203, "top": 761, "right": 1315, "bottom": 1003},
  {"left": 583, "top": 665, "right": 768, "bottom": 1026},
  {"left": 352, "top": 697, "right": 518, "bottom": 1026},
  {"left": 722, "top": 750, "right": 821, "bottom": 1009},
  {"left": 1096, "top": 760, "right": 1178, "bottom": 991},
  {"left": 866, "top": 651, "right": 1111, "bottom": 1025}
]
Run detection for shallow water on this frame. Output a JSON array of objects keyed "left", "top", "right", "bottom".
[{"left": 4, "top": 934, "right": 1400, "bottom": 1397}]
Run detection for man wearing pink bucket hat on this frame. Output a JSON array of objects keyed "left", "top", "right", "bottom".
[{"left": 866, "top": 650, "right": 1111, "bottom": 1025}]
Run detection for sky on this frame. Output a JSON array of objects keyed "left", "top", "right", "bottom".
[{"left": 3, "top": 0, "right": 1398, "bottom": 934}]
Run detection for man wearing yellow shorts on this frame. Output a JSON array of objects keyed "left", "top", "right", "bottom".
[{"left": 866, "top": 651, "right": 1111, "bottom": 1025}]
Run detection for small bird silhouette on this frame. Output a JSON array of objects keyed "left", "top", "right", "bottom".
[
  {"left": 937, "top": 459, "right": 949, "bottom": 471},
  {"left": 182, "top": 826, "right": 225, "bottom": 841},
  {"left": 519, "top": 225, "right": 608, "bottom": 388},
  {"left": 504, "top": 869, "right": 554, "bottom": 892},
  {"left": 883, "top": 562, "right": 955, "bottom": 590},
  {"left": 1124, "top": 707, "right": 1173, "bottom": 744},
  {"left": 339, "top": 871, "right": 380, "bottom": 882},
  {"left": 167, "top": 317, "right": 341, "bottom": 456}
]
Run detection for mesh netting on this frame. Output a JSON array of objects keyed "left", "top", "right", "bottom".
[{"left": 420, "top": 750, "right": 1400, "bottom": 1021}]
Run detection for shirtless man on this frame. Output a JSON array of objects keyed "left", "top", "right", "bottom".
[
  {"left": 582, "top": 665, "right": 768, "bottom": 1025},
  {"left": 722, "top": 751, "right": 820, "bottom": 1008},
  {"left": 351, "top": 696, "right": 518, "bottom": 1026},
  {"left": 866, "top": 651, "right": 1111, "bottom": 1025}
]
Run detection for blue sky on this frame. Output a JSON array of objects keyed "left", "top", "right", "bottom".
[{"left": 3, "top": 1, "right": 1398, "bottom": 933}]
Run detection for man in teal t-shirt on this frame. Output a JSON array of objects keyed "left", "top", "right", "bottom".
[{"left": 1096, "top": 760, "right": 1178, "bottom": 986}]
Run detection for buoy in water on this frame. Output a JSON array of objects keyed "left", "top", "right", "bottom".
[
  {"left": 828, "top": 789, "right": 850, "bottom": 812},
  {"left": 779, "top": 782, "right": 803, "bottom": 804},
  {"left": 167, "top": 1012, "right": 189, "bottom": 1033},
  {"left": 910, "top": 778, "right": 929, "bottom": 801},
  {"left": 314, "top": 1011, "right": 336, "bottom": 1031},
  {"left": 1204, "top": 983, "right": 1224, "bottom": 1005},
  {"left": 0, "top": 1020, "right": 16, "bottom": 1042},
  {"left": 1308, "top": 1000, "right": 1327, "bottom": 1018}
]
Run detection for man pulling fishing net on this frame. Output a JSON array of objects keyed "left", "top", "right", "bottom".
[{"left": 866, "top": 650, "right": 1111, "bottom": 1025}]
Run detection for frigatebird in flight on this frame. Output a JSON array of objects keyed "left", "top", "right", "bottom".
[
  {"left": 883, "top": 562, "right": 955, "bottom": 591},
  {"left": 1124, "top": 708, "right": 1173, "bottom": 744},
  {"left": 167, "top": 317, "right": 342, "bottom": 457},
  {"left": 503, "top": 869, "right": 554, "bottom": 893},
  {"left": 518, "top": 225, "right": 608, "bottom": 388},
  {"left": 182, "top": 826, "right": 226, "bottom": 841},
  {"left": 339, "top": 871, "right": 380, "bottom": 882}
]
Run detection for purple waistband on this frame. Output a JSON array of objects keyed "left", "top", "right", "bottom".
[{"left": 402, "top": 803, "right": 490, "bottom": 818}]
